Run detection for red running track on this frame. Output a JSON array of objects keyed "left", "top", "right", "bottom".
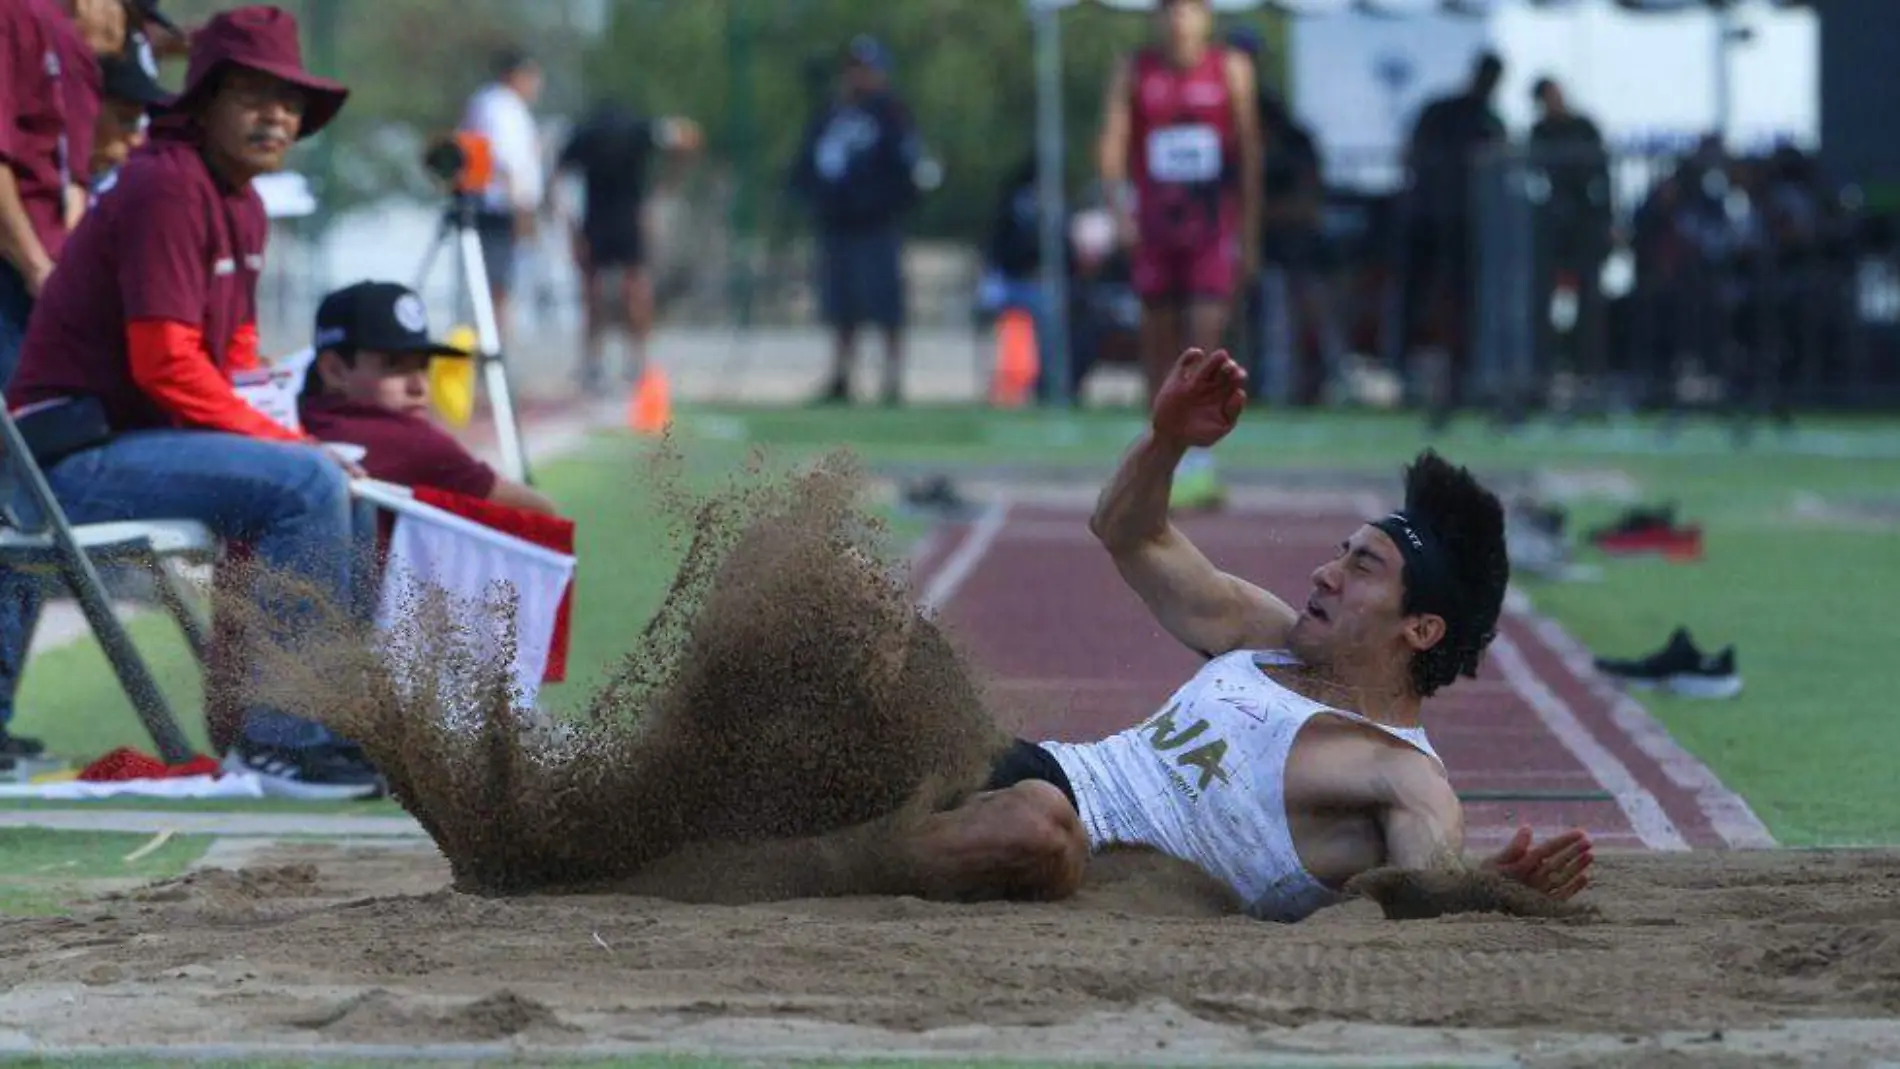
[{"left": 909, "top": 497, "right": 1776, "bottom": 854}]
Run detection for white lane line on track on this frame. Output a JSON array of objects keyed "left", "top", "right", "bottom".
[
  {"left": 1506, "top": 593, "right": 1777, "bottom": 849},
  {"left": 917, "top": 499, "right": 1012, "bottom": 617},
  {"left": 1489, "top": 633, "right": 1690, "bottom": 852}
]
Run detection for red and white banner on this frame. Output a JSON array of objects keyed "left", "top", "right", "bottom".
[{"left": 354, "top": 479, "right": 576, "bottom": 715}]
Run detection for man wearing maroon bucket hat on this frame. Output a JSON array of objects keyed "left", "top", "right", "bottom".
[{"left": 0, "top": 5, "right": 386, "bottom": 799}]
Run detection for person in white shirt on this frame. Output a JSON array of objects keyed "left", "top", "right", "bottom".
[
  {"left": 458, "top": 46, "right": 543, "bottom": 348},
  {"left": 718, "top": 347, "right": 1597, "bottom": 922}
]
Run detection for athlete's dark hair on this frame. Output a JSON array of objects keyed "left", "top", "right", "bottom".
[{"left": 1396, "top": 450, "right": 1509, "bottom": 697}]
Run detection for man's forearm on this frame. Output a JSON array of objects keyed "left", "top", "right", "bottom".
[
  {"left": 1089, "top": 428, "right": 1187, "bottom": 551},
  {"left": 0, "top": 170, "right": 53, "bottom": 285}
]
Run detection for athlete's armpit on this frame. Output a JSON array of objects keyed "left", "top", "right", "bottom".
[{"left": 1374, "top": 755, "right": 1466, "bottom": 874}]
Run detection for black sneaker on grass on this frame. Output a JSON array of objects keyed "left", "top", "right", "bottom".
[
  {"left": 223, "top": 741, "right": 385, "bottom": 801},
  {"left": 1594, "top": 627, "right": 1743, "bottom": 700}
]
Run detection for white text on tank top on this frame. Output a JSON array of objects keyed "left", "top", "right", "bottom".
[
  {"left": 1043, "top": 650, "right": 1441, "bottom": 923},
  {"left": 1137, "top": 54, "right": 1230, "bottom": 186}
]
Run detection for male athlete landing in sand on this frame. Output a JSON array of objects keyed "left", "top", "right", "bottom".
[{"left": 884, "top": 348, "right": 1595, "bottom": 921}]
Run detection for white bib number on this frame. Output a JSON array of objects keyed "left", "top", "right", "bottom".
[{"left": 1147, "top": 124, "right": 1222, "bottom": 184}]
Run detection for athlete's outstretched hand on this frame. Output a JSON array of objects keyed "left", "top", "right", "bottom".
[
  {"left": 1483, "top": 825, "right": 1593, "bottom": 900},
  {"left": 1152, "top": 348, "right": 1247, "bottom": 449}
]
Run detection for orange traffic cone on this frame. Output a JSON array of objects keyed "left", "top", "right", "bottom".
[
  {"left": 628, "top": 366, "right": 672, "bottom": 435},
  {"left": 989, "top": 308, "right": 1040, "bottom": 408}
]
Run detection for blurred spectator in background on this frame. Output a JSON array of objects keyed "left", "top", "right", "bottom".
[
  {"left": 1528, "top": 76, "right": 1611, "bottom": 417},
  {"left": 1228, "top": 26, "right": 1342, "bottom": 408},
  {"left": 1, "top": 0, "right": 127, "bottom": 394},
  {"left": 459, "top": 45, "right": 544, "bottom": 352},
  {"left": 556, "top": 98, "right": 703, "bottom": 391},
  {"left": 1402, "top": 50, "right": 1504, "bottom": 424},
  {"left": 789, "top": 35, "right": 930, "bottom": 406}
]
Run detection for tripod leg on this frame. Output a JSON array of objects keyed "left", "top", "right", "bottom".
[
  {"left": 414, "top": 216, "right": 452, "bottom": 294},
  {"left": 457, "top": 223, "right": 534, "bottom": 486}
]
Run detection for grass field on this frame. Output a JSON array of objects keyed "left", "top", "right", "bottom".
[
  {"left": 7, "top": 403, "right": 1898, "bottom": 856},
  {"left": 0, "top": 828, "right": 209, "bottom": 916}
]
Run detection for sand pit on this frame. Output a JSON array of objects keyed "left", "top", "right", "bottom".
[{"left": 3, "top": 841, "right": 1900, "bottom": 1064}]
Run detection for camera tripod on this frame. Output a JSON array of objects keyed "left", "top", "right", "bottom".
[{"left": 414, "top": 191, "right": 533, "bottom": 485}]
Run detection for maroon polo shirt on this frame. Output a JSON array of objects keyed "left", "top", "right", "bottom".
[
  {"left": 7, "top": 128, "right": 269, "bottom": 431},
  {"left": 0, "top": 0, "right": 82, "bottom": 260},
  {"left": 52, "top": 18, "right": 99, "bottom": 193},
  {"left": 298, "top": 396, "right": 500, "bottom": 500}
]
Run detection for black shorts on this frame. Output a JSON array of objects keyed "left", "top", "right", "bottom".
[
  {"left": 983, "top": 739, "right": 1077, "bottom": 810},
  {"left": 818, "top": 225, "right": 905, "bottom": 330},
  {"left": 583, "top": 222, "right": 646, "bottom": 271},
  {"left": 474, "top": 211, "right": 518, "bottom": 298}
]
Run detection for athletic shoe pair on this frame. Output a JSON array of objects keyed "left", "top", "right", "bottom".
[
  {"left": 1594, "top": 626, "right": 1742, "bottom": 700},
  {"left": 1588, "top": 504, "right": 1702, "bottom": 560}
]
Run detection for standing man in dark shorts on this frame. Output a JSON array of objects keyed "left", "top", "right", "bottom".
[
  {"left": 1098, "top": 0, "right": 1262, "bottom": 509},
  {"left": 1402, "top": 52, "right": 1505, "bottom": 425},
  {"left": 556, "top": 99, "right": 702, "bottom": 391},
  {"left": 789, "top": 35, "right": 929, "bottom": 406}
]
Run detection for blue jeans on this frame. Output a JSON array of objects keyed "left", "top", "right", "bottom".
[
  {"left": 0, "top": 430, "right": 375, "bottom": 750},
  {"left": 0, "top": 262, "right": 31, "bottom": 392}
]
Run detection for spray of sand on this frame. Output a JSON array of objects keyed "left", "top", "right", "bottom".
[
  {"left": 216, "top": 442, "right": 1580, "bottom": 921},
  {"left": 220, "top": 444, "right": 1010, "bottom": 899}
]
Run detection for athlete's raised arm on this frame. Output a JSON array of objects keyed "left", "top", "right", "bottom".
[{"left": 1090, "top": 349, "right": 1298, "bottom": 658}]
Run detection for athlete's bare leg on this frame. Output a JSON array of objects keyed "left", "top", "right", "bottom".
[
  {"left": 579, "top": 265, "right": 609, "bottom": 388},
  {"left": 1140, "top": 302, "right": 1186, "bottom": 404},
  {"left": 615, "top": 780, "right": 1087, "bottom": 905},
  {"left": 898, "top": 780, "right": 1088, "bottom": 901},
  {"left": 1183, "top": 298, "right": 1231, "bottom": 357},
  {"left": 621, "top": 265, "right": 653, "bottom": 382}
]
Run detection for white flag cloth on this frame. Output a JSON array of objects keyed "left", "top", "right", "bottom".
[{"left": 356, "top": 480, "right": 576, "bottom": 715}]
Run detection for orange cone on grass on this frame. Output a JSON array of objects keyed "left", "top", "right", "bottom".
[
  {"left": 989, "top": 308, "right": 1039, "bottom": 408},
  {"left": 628, "top": 365, "right": 672, "bottom": 435}
]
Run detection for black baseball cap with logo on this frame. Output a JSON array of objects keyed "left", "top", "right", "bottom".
[
  {"left": 313, "top": 281, "right": 470, "bottom": 359},
  {"left": 103, "top": 30, "right": 174, "bottom": 107}
]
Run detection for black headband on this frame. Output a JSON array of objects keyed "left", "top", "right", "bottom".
[{"left": 1371, "top": 511, "right": 1462, "bottom": 621}]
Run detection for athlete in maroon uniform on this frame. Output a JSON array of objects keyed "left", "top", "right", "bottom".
[{"left": 1099, "top": 0, "right": 1261, "bottom": 404}]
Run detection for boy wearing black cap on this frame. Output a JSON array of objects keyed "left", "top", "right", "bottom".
[{"left": 298, "top": 280, "right": 557, "bottom": 516}]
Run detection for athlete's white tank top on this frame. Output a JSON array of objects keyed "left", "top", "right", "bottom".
[{"left": 1041, "top": 649, "right": 1441, "bottom": 923}]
